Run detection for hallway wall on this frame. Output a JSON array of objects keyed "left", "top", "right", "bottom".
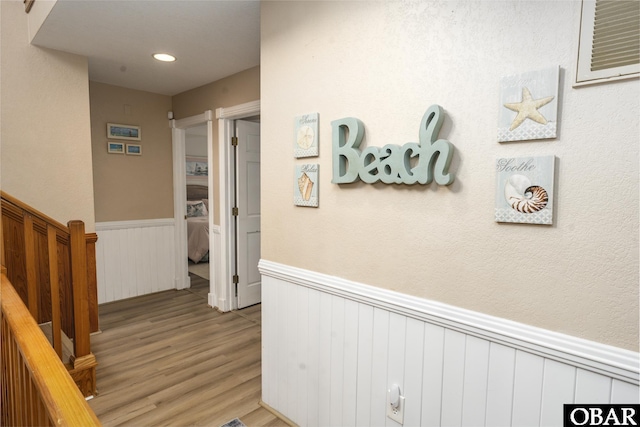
[
  {"left": 260, "top": 1, "right": 639, "bottom": 424},
  {"left": 260, "top": 0, "right": 638, "bottom": 351},
  {"left": 1, "top": 0, "right": 95, "bottom": 231},
  {"left": 89, "top": 82, "right": 174, "bottom": 222}
]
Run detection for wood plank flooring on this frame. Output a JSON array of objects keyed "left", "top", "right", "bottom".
[{"left": 88, "top": 274, "right": 285, "bottom": 427}]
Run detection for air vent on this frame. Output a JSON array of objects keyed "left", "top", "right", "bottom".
[{"left": 576, "top": 0, "right": 640, "bottom": 85}]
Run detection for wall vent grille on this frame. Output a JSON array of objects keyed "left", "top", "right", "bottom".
[{"left": 576, "top": 0, "right": 639, "bottom": 85}]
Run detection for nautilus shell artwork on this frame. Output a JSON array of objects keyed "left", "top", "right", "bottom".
[
  {"left": 504, "top": 175, "right": 548, "bottom": 213},
  {"left": 495, "top": 155, "right": 555, "bottom": 225}
]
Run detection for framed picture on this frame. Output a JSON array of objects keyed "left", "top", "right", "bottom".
[
  {"left": 126, "top": 144, "right": 142, "bottom": 156},
  {"left": 107, "top": 123, "right": 141, "bottom": 141},
  {"left": 498, "top": 66, "right": 560, "bottom": 142},
  {"left": 186, "top": 156, "right": 208, "bottom": 176},
  {"left": 107, "top": 141, "right": 125, "bottom": 154},
  {"left": 495, "top": 155, "right": 555, "bottom": 225},
  {"left": 294, "top": 164, "right": 319, "bottom": 207},
  {"left": 294, "top": 113, "right": 319, "bottom": 158},
  {"left": 186, "top": 156, "right": 208, "bottom": 184}
]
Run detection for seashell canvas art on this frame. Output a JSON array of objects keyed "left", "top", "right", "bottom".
[
  {"left": 294, "top": 164, "right": 319, "bottom": 207},
  {"left": 495, "top": 155, "right": 555, "bottom": 225},
  {"left": 294, "top": 113, "right": 319, "bottom": 158}
]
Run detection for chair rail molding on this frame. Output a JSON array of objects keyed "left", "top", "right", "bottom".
[{"left": 259, "top": 259, "right": 639, "bottom": 384}]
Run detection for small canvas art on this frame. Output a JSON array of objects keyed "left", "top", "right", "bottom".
[
  {"left": 186, "top": 157, "right": 208, "bottom": 176},
  {"left": 186, "top": 156, "right": 207, "bottom": 184},
  {"left": 498, "top": 66, "right": 559, "bottom": 142},
  {"left": 107, "top": 123, "right": 141, "bottom": 141},
  {"left": 495, "top": 155, "right": 555, "bottom": 225},
  {"left": 126, "top": 144, "right": 142, "bottom": 155},
  {"left": 107, "top": 141, "right": 124, "bottom": 154},
  {"left": 294, "top": 164, "right": 319, "bottom": 207},
  {"left": 294, "top": 113, "right": 319, "bottom": 158}
]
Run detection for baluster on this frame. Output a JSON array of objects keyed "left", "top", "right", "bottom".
[
  {"left": 47, "top": 225, "right": 62, "bottom": 359},
  {"left": 23, "top": 213, "right": 38, "bottom": 321}
]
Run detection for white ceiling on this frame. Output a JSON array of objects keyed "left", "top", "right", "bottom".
[{"left": 32, "top": 0, "right": 261, "bottom": 96}]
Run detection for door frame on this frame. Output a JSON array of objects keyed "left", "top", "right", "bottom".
[
  {"left": 216, "top": 100, "right": 260, "bottom": 312},
  {"left": 170, "top": 111, "right": 214, "bottom": 299}
]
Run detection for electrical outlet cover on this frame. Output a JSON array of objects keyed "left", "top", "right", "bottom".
[{"left": 387, "top": 392, "right": 405, "bottom": 424}]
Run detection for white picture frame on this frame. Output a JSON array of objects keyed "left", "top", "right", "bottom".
[
  {"left": 107, "top": 123, "right": 141, "bottom": 141},
  {"left": 126, "top": 143, "right": 142, "bottom": 156},
  {"left": 107, "top": 141, "right": 125, "bottom": 154}
]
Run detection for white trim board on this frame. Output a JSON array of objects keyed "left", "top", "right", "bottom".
[
  {"left": 214, "top": 99, "right": 260, "bottom": 312},
  {"left": 216, "top": 100, "right": 260, "bottom": 120},
  {"left": 96, "top": 218, "right": 175, "bottom": 231},
  {"left": 258, "top": 259, "right": 639, "bottom": 384}
]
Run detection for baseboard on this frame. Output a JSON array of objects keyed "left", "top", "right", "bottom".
[
  {"left": 258, "top": 400, "right": 297, "bottom": 426},
  {"left": 258, "top": 259, "right": 639, "bottom": 384},
  {"left": 217, "top": 297, "right": 229, "bottom": 312}
]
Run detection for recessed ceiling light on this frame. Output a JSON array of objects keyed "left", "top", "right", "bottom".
[{"left": 153, "top": 53, "right": 176, "bottom": 62}]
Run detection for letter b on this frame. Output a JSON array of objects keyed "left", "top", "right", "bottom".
[{"left": 332, "top": 117, "right": 364, "bottom": 184}]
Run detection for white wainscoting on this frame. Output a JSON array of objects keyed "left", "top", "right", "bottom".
[
  {"left": 210, "top": 224, "right": 221, "bottom": 308},
  {"left": 259, "top": 260, "right": 640, "bottom": 427},
  {"left": 96, "top": 219, "right": 176, "bottom": 304}
]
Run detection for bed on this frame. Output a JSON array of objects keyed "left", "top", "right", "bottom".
[{"left": 186, "top": 184, "right": 210, "bottom": 263}]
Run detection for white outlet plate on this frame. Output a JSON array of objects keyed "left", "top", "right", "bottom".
[{"left": 387, "top": 392, "right": 405, "bottom": 424}]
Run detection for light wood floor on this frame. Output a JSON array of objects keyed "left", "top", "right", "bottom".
[{"left": 88, "top": 274, "right": 286, "bottom": 427}]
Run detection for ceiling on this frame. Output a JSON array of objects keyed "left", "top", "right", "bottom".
[{"left": 32, "top": 0, "right": 261, "bottom": 96}]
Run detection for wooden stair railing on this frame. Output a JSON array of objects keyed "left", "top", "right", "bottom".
[
  {"left": 1, "top": 269, "right": 101, "bottom": 426},
  {"left": 1, "top": 191, "right": 99, "bottom": 396}
]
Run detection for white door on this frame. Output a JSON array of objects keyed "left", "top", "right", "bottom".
[{"left": 235, "top": 120, "right": 261, "bottom": 308}]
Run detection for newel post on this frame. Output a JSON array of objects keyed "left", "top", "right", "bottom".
[
  {"left": 68, "top": 220, "right": 90, "bottom": 358},
  {"left": 67, "top": 220, "right": 97, "bottom": 396}
]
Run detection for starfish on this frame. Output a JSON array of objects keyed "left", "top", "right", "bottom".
[{"left": 504, "top": 87, "right": 555, "bottom": 131}]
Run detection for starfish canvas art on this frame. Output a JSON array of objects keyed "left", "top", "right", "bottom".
[
  {"left": 504, "top": 88, "right": 555, "bottom": 130},
  {"left": 498, "top": 67, "right": 559, "bottom": 142}
]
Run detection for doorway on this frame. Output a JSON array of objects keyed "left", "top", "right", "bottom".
[
  {"left": 185, "top": 123, "right": 211, "bottom": 289},
  {"left": 170, "top": 111, "right": 214, "bottom": 304},
  {"left": 216, "top": 100, "right": 261, "bottom": 312}
]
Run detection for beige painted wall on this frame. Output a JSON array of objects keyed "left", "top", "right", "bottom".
[
  {"left": 1, "top": 0, "right": 95, "bottom": 232},
  {"left": 172, "top": 66, "right": 260, "bottom": 224},
  {"left": 261, "top": 1, "right": 639, "bottom": 350},
  {"left": 90, "top": 82, "right": 173, "bottom": 222}
]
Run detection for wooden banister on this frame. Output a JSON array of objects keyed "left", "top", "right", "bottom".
[
  {"left": 1, "top": 191, "right": 99, "bottom": 396},
  {"left": 1, "top": 272, "right": 101, "bottom": 426},
  {"left": 1, "top": 191, "right": 69, "bottom": 234}
]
